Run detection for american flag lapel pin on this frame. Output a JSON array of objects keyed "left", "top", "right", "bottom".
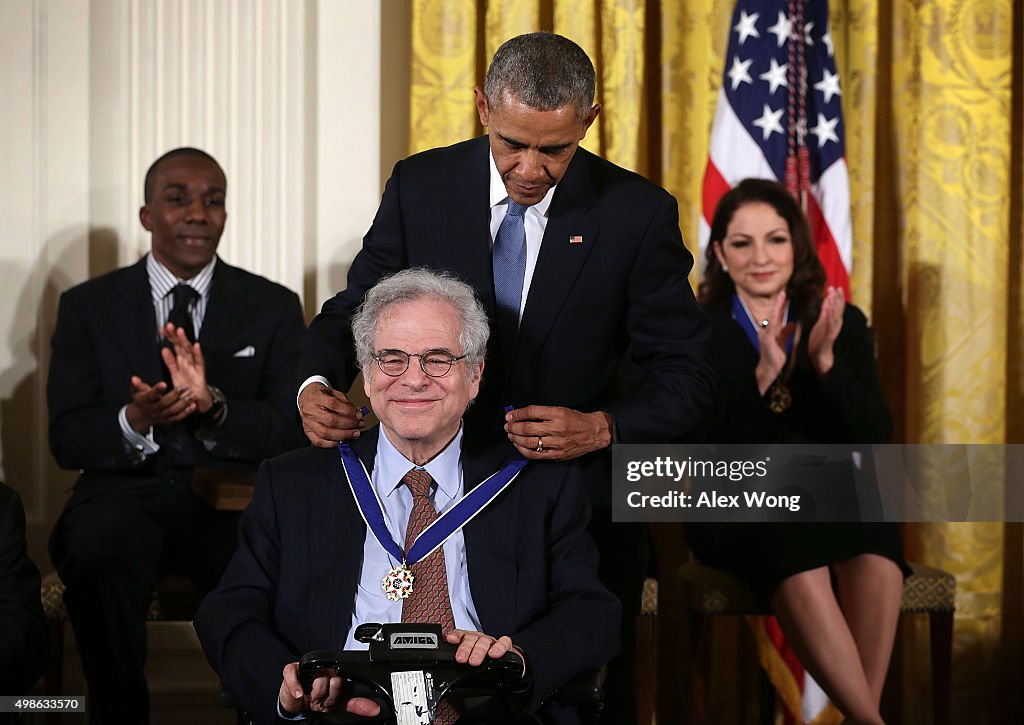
[{"left": 569, "top": 234, "right": 583, "bottom": 244}]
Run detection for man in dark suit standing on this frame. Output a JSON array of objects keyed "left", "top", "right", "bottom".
[
  {"left": 196, "top": 269, "right": 619, "bottom": 725},
  {"left": 47, "top": 147, "right": 307, "bottom": 723},
  {"left": 296, "top": 33, "right": 714, "bottom": 722}
]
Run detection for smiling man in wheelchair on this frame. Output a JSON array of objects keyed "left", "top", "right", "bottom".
[{"left": 194, "top": 269, "right": 620, "bottom": 724}]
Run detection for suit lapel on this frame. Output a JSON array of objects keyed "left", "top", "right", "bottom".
[
  {"left": 308, "top": 432, "right": 377, "bottom": 649},
  {"left": 515, "top": 151, "right": 599, "bottom": 372},
  {"left": 432, "top": 140, "right": 509, "bottom": 416},
  {"left": 198, "top": 258, "right": 242, "bottom": 355},
  {"left": 463, "top": 445, "right": 522, "bottom": 635},
  {"left": 428, "top": 138, "right": 495, "bottom": 314},
  {"left": 459, "top": 442, "right": 514, "bottom": 493},
  {"left": 113, "top": 258, "right": 162, "bottom": 384}
]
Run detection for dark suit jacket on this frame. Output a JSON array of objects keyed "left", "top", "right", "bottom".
[
  {"left": 194, "top": 428, "right": 621, "bottom": 724},
  {"left": 299, "top": 137, "right": 715, "bottom": 506},
  {"left": 695, "top": 299, "right": 892, "bottom": 444},
  {"left": 0, "top": 482, "right": 48, "bottom": 694},
  {"left": 48, "top": 256, "right": 307, "bottom": 487}
]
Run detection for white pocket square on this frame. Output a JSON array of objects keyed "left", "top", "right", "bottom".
[{"left": 233, "top": 345, "right": 256, "bottom": 358}]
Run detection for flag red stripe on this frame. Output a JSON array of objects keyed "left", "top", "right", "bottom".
[
  {"left": 767, "top": 615, "right": 807, "bottom": 724},
  {"left": 804, "top": 193, "right": 851, "bottom": 297},
  {"left": 702, "top": 160, "right": 731, "bottom": 227}
]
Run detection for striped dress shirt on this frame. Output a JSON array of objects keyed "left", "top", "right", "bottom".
[{"left": 118, "top": 253, "right": 218, "bottom": 456}]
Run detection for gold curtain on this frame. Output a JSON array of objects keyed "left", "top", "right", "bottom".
[
  {"left": 882, "top": 2, "right": 1021, "bottom": 722},
  {"left": 409, "top": 0, "right": 1024, "bottom": 721}
]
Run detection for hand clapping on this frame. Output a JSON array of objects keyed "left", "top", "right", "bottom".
[
  {"left": 807, "top": 286, "right": 845, "bottom": 377},
  {"left": 124, "top": 323, "right": 214, "bottom": 432},
  {"left": 160, "top": 323, "right": 214, "bottom": 413},
  {"left": 124, "top": 377, "right": 196, "bottom": 432},
  {"left": 754, "top": 291, "right": 799, "bottom": 395}
]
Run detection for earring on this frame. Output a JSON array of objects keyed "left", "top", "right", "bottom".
[{"left": 722, "top": 264, "right": 729, "bottom": 272}]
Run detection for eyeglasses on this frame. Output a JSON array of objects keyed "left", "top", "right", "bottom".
[{"left": 371, "top": 349, "right": 467, "bottom": 378}]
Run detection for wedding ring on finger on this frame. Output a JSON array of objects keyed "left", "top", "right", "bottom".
[{"left": 536, "top": 436, "right": 544, "bottom": 452}]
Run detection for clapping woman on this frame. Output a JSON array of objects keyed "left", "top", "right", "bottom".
[{"left": 686, "top": 178, "right": 909, "bottom": 725}]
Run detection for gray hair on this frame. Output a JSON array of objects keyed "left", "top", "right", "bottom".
[
  {"left": 352, "top": 268, "right": 490, "bottom": 380},
  {"left": 483, "top": 32, "right": 596, "bottom": 121}
]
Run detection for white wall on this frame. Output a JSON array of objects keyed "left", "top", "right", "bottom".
[{"left": 0, "top": 0, "right": 410, "bottom": 570}]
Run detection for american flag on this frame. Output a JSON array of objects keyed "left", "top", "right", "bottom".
[
  {"left": 700, "top": 0, "right": 851, "bottom": 298},
  {"left": 702, "top": 3, "right": 851, "bottom": 722}
]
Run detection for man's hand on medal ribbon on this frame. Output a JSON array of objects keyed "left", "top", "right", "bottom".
[
  {"left": 504, "top": 405, "right": 614, "bottom": 461},
  {"left": 298, "top": 384, "right": 366, "bottom": 447}
]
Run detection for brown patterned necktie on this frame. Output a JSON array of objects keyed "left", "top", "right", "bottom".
[{"left": 400, "top": 468, "right": 458, "bottom": 724}]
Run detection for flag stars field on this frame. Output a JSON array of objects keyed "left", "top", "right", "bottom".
[
  {"left": 753, "top": 105, "right": 785, "bottom": 140},
  {"left": 822, "top": 29, "right": 834, "bottom": 56},
  {"left": 728, "top": 56, "right": 754, "bottom": 89},
  {"left": 803, "top": 21, "right": 815, "bottom": 46},
  {"left": 759, "top": 58, "right": 789, "bottom": 94},
  {"left": 702, "top": 0, "right": 852, "bottom": 318},
  {"left": 814, "top": 69, "right": 842, "bottom": 104},
  {"left": 733, "top": 10, "right": 760, "bottom": 45},
  {"left": 810, "top": 113, "right": 840, "bottom": 147},
  {"left": 767, "top": 11, "right": 794, "bottom": 47}
]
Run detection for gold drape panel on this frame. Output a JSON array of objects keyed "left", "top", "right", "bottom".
[
  {"left": 884, "top": 2, "right": 1021, "bottom": 722},
  {"left": 409, "top": 1, "right": 1024, "bottom": 720},
  {"left": 409, "top": 0, "right": 479, "bottom": 151}
]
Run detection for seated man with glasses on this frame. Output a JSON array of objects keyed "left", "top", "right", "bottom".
[{"left": 195, "top": 268, "right": 620, "bottom": 725}]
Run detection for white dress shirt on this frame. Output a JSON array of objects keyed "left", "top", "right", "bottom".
[
  {"left": 486, "top": 150, "right": 555, "bottom": 320},
  {"left": 343, "top": 424, "right": 481, "bottom": 650}
]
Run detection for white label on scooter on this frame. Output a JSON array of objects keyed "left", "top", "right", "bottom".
[{"left": 392, "top": 670, "right": 436, "bottom": 725}]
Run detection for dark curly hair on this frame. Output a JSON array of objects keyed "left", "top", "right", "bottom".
[{"left": 699, "top": 178, "right": 825, "bottom": 325}]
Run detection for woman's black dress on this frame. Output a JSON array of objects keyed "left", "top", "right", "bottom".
[{"left": 684, "top": 298, "right": 909, "bottom": 601}]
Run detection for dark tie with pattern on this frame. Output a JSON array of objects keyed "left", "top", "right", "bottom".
[
  {"left": 167, "top": 284, "right": 199, "bottom": 343},
  {"left": 492, "top": 200, "right": 528, "bottom": 349},
  {"left": 400, "top": 468, "right": 458, "bottom": 724},
  {"left": 159, "top": 284, "right": 199, "bottom": 458}
]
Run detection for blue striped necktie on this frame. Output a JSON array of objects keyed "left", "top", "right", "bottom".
[{"left": 492, "top": 200, "right": 528, "bottom": 339}]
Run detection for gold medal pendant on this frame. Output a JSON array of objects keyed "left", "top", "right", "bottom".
[
  {"left": 382, "top": 564, "right": 415, "bottom": 601},
  {"left": 769, "top": 382, "right": 792, "bottom": 413}
]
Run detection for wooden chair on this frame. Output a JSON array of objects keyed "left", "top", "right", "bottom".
[
  {"left": 649, "top": 524, "right": 955, "bottom": 725},
  {"left": 191, "top": 465, "right": 259, "bottom": 512},
  {"left": 636, "top": 577, "right": 660, "bottom": 725}
]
